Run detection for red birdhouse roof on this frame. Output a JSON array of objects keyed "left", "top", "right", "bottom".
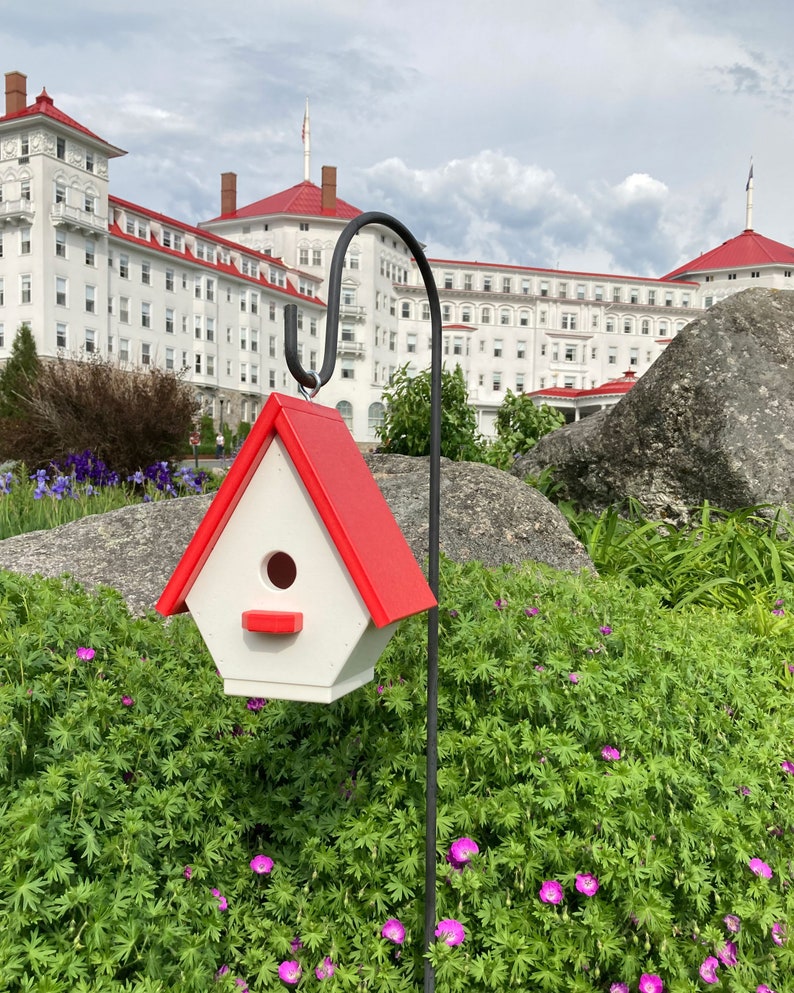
[{"left": 157, "top": 393, "right": 435, "bottom": 627}]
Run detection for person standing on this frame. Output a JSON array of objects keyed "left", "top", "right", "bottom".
[{"left": 215, "top": 431, "right": 225, "bottom": 464}]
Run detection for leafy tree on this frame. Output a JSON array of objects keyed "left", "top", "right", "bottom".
[
  {"left": 378, "top": 364, "right": 483, "bottom": 461},
  {"left": 0, "top": 355, "right": 199, "bottom": 475},
  {"left": 0, "top": 322, "right": 41, "bottom": 419},
  {"left": 485, "top": 389, "right": 565, "bottom": 470}
]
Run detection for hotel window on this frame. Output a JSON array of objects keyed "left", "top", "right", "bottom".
[
  {"left": 500, "top": 309, "right": 510, "bottom": 325},
  {"left": 269, "top": 301, "right": 276, "bottom": 321},
  {"left": 594, "top": 285, "right": 603, "bottom": 301},
  {"left": 299, "top": 248, "right": 309, "bottom": 266},
  {"left": 442, "top": 304, "right": 451, "bottom": 322},
  {"left": 502, "top": 278, "right": 511, "bottom": 293},
  {"left": 647, "top": 290, "right": 656, "bottom": 305},
  {"left": 539, "top": 311, "right": 547, "bottom": 325},
  {"left": 623, "top": 319, "right": 632, "bottom": 334},
  {"left": 517, "top": 340, "right": 526, "bottom": 359},
  {"left": 119, "top": 297, "right": 130, "bottom": 323},
  {"left": 56, "top": 136, "right": 65, "bottom": 160},
  {"left": 444, "top": 273, "right": 453, "bottom": 290},
  {"left": 564, "top": 344, "right": 577, "bottom": 362},
  {"left": 540, "top": 281, "right": 549, "bottom": 297},
  {"left": 240, "top": 291, "right": 247, "bottom": 312},
  {"left": 312, "top": 249, "right": 322, "bottom": 266},
  {"left": 299, "top": 222, "right": 310, "bottom": 231},
  {"left": 269, "top": 336, "right": 276, "bottom": 358},
  {"left": 20, "top": 179, "right": 31, "bottom": 201},
  {"left": 516, "top": 373, "right": 524, "bottom": 392},
  {"left": 341, "top": 358, "right": 355, "bottom": 380},
  {"left": 483, "top": 276, "right": 492, "bottom": 292},
  {"left": 492, "top": 372, "right": 502, "bottom": 391},
  {"left": 481, "top": 307, "right": 491, "bottom": 324},
  {"left": 249, "top": 328, "right": 258, "bottom": 352},
  {"left": 207, "top": 355, "right": 216, "bottom": 377},
  {"left": 55, "top": 229, "right": 67, "bottom": 258},
  {"left": 629, "top": 347, "right": 639, "bottom": 367},
  {"left": 401, "top": 301, "right": 411, "bottom": 318},
  {"left": 612, "top": 287, "right": 621, "bottom": 302},
  {"left": 463, "top": 274, "right": 472, "bottom": 291},
  {"left": 665, "top": 292, "right": 673, "bottom": 306},
  {"left": 85, "top": 285, "right": 96, "bottom": 313},
  {"left": 141, "top": 342, "right": 151, "bottom": 366},
  {"left": 559, "top": 283, "right": 567, "bottom": 298},
  {"left": 250, "top": 363, "right": 258, "bottom": 384},
  {"left": 269, "top": 370, "right": 276, "bottom": 388},
  {"left": 84, "top": 193, "right": 95, "bottom": 214},
  {"left": 608, "top": 347, "right": 617, "bottom": 365},
  {"left": 54, "top": 181, "right": 66, "bottom": 204},
  {"left": 421, "top": 302, "right": 430, "bottom": 321},
  {"left": 141, "top": 262, "right": 151, "bottom": 285},
  {"left": 141, "top": 303, "right": 151, "bottom": 329},
  {"left": 194, "top": 316, "right": 203, "bottom": 340},
  {"left": 55, "top": 277, "right": 67, "bottom": 307},
  {"left": 407, "top": 333, "right": 417, "bottom": 353},
  {"left": 551, "top": 344, "right": 559, "bottom": 361},
  {"left": 20, "top": 227, "right": 31, "bottom": 254},
  {"left": 206, "top": 317, "right": 215, "bottom": 342},
  {"left": 682, "top": 294, "right": 690, "bottom": 306},
  {"left": 561, "top": 313, "right": 576, "bottom": 330},
  {"left": 56, "top": 323, "right": 67, "bottom": 349},
  {"left": 119, "top": 254, "right": 129, "bottom": 278},
  {"left": 196, "top": 354, "right": 204, "bottom": 375},
  {"left": 249, "top": 289, "right": 257, "bottom": 313},
  {"left": 85, "top": 152, "right": 94, "bottom": 174},
  {"left": 85, "top": 239, "right": 95, "bottom": 266},
  {"left": 658, "top": 321, "right": 668, "bottom": 336},
  {"left": 630, "top": 289, "right": 639, "bottom": 304},
  {"left": 521, "top": 279, "right": 530, "bottom": 295},
  {"left": 84, "top": 328, "right": 96, "bottom": 353},
  {"left": 606, "top": 318, "right": 615, "bottom": 333},
  {"left": 119, "top": 338, "right": 130, "bottom": 362},
  {"left": 494, "top": 339, "right": 503, "bottom": 357},
  {"left": 591, "top": 346, "right": 597, "bottom": 359},
  {"left": 641, "top": 320, "right": 650, "bottom": 335},
  {"left": 0, "top": 278, "right": 3, "bottom": 305},
  {"left": 240, "top": 327, "right": 248, "bottom": 350},
  {"left": 577, "top": 284, "right": 586, "bottom": 300},
  {"left": 165, "top": 268, "right": 174, "bottom": 291},
  {"left": 453, "top": 336, "right": 463, "bottom": 356},
  {"left": 165, "top": 308, "right": 174, "bottom": 334},
  {"left": 165, "top": 347, "right": 175, "bottom": 371},
  {"left": 0, "top": 233, "right": 4, "bottom": 258}
]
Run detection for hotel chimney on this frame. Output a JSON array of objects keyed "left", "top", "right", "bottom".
[
  {"left": 321, "top": 165, "right": 337, "bottom": 214},
  {"left": 221, "top": 172, "right": 237, "bottom": 215},
  {"left": 5, "top": 71, "right": 27, "bottom": 115}
]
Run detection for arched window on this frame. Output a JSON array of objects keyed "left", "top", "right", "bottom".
[
  {"left": 336, "top": 400, "right": 353, "bottom": 431},
  {"left": 368, "top": 402, "right": 385, "bottom": 433}
]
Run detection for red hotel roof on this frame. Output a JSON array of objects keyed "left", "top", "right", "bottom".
[
  {"left": 0, "top": 87, "right": 125, "bottom": 155},
  {"left": 663, "top": 229, "right": 794, "bottom": 279},
  {"left": 207, "top": 180, "right": 363, "bottom": 223},
  {"left": 531, "top": 370, "right": 639, "bottom": 401}
]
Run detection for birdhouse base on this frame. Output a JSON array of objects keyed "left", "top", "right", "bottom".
[{"left": 222, "top": 668, "right": 375, "bottom": 704}]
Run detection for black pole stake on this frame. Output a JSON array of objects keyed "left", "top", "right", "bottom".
[{"left": 284, "top": 212, "right": 442, "bottom": 992}]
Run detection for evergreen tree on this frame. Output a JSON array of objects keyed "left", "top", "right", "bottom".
[{"left": 0, "top": 323, "right": 40, "bottom": 419}]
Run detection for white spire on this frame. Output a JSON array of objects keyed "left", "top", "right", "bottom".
[
  {"left": 302, "top": 98, "right": 310, "bottom": 182},
  {"left": 745, "top": 159, "right": 754, "bottom": 231}
]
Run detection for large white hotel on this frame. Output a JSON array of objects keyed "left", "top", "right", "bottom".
[{"left": 2, "top": 70, "right": 794, "bottom": 443}]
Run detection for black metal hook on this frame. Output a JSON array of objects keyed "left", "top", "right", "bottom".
[{"left": 284, "top": 210, "right": 443, "bottom": 993}]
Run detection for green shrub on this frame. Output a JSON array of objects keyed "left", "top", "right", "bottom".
[
  {"left": 377, "top": 364, "right": 484, "bottom": 461},
  {"left": 485, "top": 391, "right": 565, "bottom": 470},
  {"left": 1, "top": 560, "right": 793, "bottom": 990}
]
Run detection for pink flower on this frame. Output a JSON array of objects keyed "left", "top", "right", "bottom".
[
  {"left": 315, "top": 957, "right": 336, "bottom": 980},
  {"left": 289, "top": 937, "right": 303, "bottom": 952},
  {"left": 122, "top": 695, "right": 134, "bottom": 707},
  {"left": 249, "top": 854, "right": 273, "bottom": 874},
  {"left": 699, "top": 957, "right": 719, "bottom": 984},
  {"left": 278, "top": 960, "right": 302, "bottom": 984},
  {"left": 215, "top": 965, "right": 230, "bottom": 979},
  {"left": 749, "top": 858, "right": 773, "bottom": 878},
  {"left": 435, "top": 918, "right": 466, "bottom": 946},
  {"left": 246, "top": 697, "right": 266, "bottom": 711},
  {"left": 723, "top": 914, "right": 741, "bottom": 933},
  {"left": 610, "top": 985, "right": 629, "bottom": 993},
  {"left": 717, "top": 940, "right": 737, "bottom": 967},
  {"left": 639, "top": 974, "right": 664, "bottom": 993},
  {"left": 772, "top": 922, "right": 787, "bottom": 946},
  {"left": 575, "top": 873, "right": 599, "bottom": 896},
  {"left": 757, "top": 986, "right": 778, "bottom": 993},
  {"left": 183, "top": 865, "right": 192, "bottom": 880},
  {"left": 601, "top": 746, "right": 621, "bottom": 761},
  {"left": 381, "top": 918, "right": 405, "bottom": 944},
  {"left": 211, "top": 887, "right": 228, "bottom": 912},
  {"left": 494, "top": 598, "right": 507, "bottom": 610},
  {"left": 447, "top": 837, "right": 478, "bottom": 870},
  {"left": 781, "top": 761, "right": 794, "bottom": 775},
  {"left": 568, "top": 673, "right": 579, "bottom": 684},
  {"left": 524, "top": 606, "right": 539, "bottom": 616},
  {"left": 600, "top": 625, "right": 612, "bottom": 635},
  {"left": 539, "top": 879, "right": 564, "bottom": 904},
  {"left": 76, "top": 646, "right": 95, "bottom": 660}
]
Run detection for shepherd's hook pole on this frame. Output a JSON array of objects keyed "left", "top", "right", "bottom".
[{"left": 284, "top": 212, "right": 442, "bottom": 993}]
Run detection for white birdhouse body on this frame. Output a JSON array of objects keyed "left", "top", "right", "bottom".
[
  {"left": 185, "top": 436, "right": 396, "bottom": 702},
  {"left": 157, "top": 393, "right": 435, "bottom": 703}
]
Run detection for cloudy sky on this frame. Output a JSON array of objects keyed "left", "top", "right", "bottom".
[{"left": 6, "top": 0, "right": 794, "bottom": 276}]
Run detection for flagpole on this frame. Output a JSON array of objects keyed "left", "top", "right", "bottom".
[
  {"left": 302, "top": 98, "right": 311, "bottom": 182},
  {"left": 745, "top": 159, "right": 754, "bottom": 231}
]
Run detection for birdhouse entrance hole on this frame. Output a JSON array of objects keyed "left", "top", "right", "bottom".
[{"left": 263, "top": 551, "right": 297, "bottom": 590}]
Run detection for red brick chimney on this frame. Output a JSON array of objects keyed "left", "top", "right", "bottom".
[
  {"left": 321, "top": 165, "right": 337, "bottom": 214},
  {"left": 5, "top": 71, "right": 27, "bottom": 115},
  {"left": 221, "top": 172, "right": 237, "bottom": 215}
]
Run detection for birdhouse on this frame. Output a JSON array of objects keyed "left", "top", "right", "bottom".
[{"left": 156, "top": 392, "right": 436, "bottom": 703}]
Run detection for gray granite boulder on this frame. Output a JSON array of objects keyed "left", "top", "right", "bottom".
[
  {"left": 0, "top": 457, "right": 592, "bottom": 616},
  {"left": 515, "top": 288, "right": 794, "bottom": 519}
]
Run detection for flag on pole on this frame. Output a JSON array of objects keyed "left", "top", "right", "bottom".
[{"left": 746, "top": 162, "right": 754, "bottom": 191}]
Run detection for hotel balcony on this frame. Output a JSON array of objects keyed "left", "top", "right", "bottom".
[
  {"left": 0, "top": 198, "right": 35, "bottom": 226},
  {"left": 337, "top": 339, "right": 366, "bottom": 356},
  {"left": 50, "top": 203, "right": 108, "bottom": 235},
  {"left": 339, "top": 303, "right": 367, "bottom": 321}
]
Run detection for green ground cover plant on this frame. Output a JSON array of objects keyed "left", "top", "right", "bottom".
[{"left": 1, "top": 555, "right": 793, "bottom": 991}]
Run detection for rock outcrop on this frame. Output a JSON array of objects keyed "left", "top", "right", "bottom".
[
  {"left": 0, "top": 457, "right": 592, "bottom": 615},
  {"left": 515, "top": 288, "right": 794, "bottom": 519}
]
